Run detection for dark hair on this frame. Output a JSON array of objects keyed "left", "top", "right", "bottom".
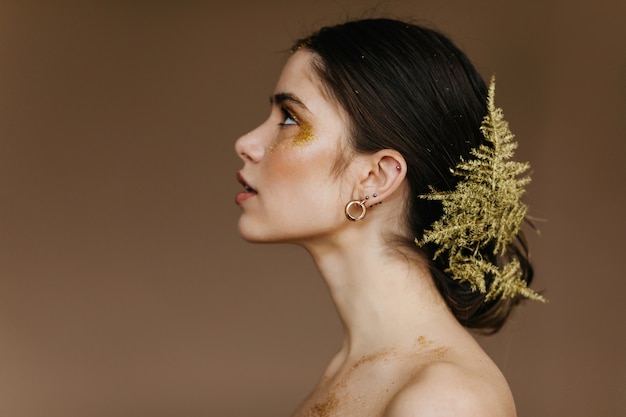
[{"left": 294, "top": 18, "right": 533, "bottom": 333}]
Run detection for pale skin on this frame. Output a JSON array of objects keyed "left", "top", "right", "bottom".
[{"left": 235, "top": 50, "right": 517, "bottom": 417}]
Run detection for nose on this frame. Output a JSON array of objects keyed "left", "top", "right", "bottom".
[{"left": 235, "top": 125, "right": 266, "bottom": 163}]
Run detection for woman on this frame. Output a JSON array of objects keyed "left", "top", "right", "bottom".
[{"left": 235, "top": 18, "right": 542, "bottom": 417}]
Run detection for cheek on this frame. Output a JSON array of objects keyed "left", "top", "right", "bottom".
[
  {"left": 265, "top": 146, "right": 345, "bottom": 214},
  {"left": 269, "top": 122, "right": 316, "bottom": 152},
  {"left": 266, "top": 158, "right": 317, "bottom": 201},
  {"left": 267, "top": 145, "right": 330, "bottom": 181},
  {"left": 264, "top": 129, "right": 345, "bottom": 204}
]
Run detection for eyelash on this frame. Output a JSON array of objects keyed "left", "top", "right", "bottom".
[{"left": 279, "top": 106, "right": 298, "bottom": 126}]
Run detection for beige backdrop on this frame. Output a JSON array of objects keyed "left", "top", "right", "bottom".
[{"left": 0, "top": 1, "right": 624, "bottom": 416}]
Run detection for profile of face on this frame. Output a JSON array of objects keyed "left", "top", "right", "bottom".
[{"left": 235, "top": 51, "right": 356, "bottom": 245}]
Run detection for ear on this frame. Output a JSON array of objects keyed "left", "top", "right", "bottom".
[{"left": 355, "top": 149, "right": 407, "bottom": 206}]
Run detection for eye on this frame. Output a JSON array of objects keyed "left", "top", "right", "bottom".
[{"left": 279, "top": 107, "right": 298, "bottom": 126}]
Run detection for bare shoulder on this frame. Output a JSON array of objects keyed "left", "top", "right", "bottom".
[{"left": 383, "top": 360, "right": 517, "bottom": 417}]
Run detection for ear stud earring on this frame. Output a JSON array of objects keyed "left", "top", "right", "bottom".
[{"left": 345, "top": 192, "right": 385, "bottom": 221}]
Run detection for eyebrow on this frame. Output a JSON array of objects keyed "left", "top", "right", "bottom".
[{"left": 270, "top": 92, "right": 311, "bottom": 113}]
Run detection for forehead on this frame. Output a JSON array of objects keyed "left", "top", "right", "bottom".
[
  {"left": 274, "top": 50, "right": 340, "bottom": 116},
  {"left": 274, "top": 50, "right": 318, "bottom": 91}
]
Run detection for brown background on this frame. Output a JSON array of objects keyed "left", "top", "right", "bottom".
[{"left": 0, "top": 1, "right": 624, "bottom": 416}]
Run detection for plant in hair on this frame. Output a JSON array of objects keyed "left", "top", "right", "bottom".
[{"left": 417, "top": 76, "right": 545, "bottom": 302}]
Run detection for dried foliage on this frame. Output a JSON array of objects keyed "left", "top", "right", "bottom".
[{"left": 417, "top": 76, "right": 544, "bottom": 302}]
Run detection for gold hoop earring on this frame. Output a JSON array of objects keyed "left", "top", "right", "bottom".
[{"left": 345, "top": 199, "right": 367, "bottom": 221}]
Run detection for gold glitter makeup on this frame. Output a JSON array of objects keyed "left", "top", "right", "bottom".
[
  {"left": 268, "top": 120, "right": 316, "bottom": 152},
  {"left": 291, "top": 120, "right": 316, "bottom": 148},
  {"left": 309, "top": 393, "right": 339, "bottom": 417}
]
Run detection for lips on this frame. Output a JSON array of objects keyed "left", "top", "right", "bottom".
[
  {"left": 237, "top": 171, "right": 256, "bottom": 192},
  {"left": 235, "top": 172, "right": 257, "bottom": 204}
]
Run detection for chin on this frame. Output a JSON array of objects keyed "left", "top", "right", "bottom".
[
  {"left": 237, "top": 216, "right": 323, "bottom": 246},
  {"left": 239, "top": 233, "right": 269, "bottom": 244},
  {"left": 237, "top": 221, "right": 276, "bottom": 244},
  {"left": 237, "top": 224, "right": 303, "bottom": 245},
  {"left": 237, "top": 227, "right": 263, "bottom": 243}
]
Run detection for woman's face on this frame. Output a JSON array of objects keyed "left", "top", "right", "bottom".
[{"left": 235, "top": 50, "right": 354, "bottom": 244}]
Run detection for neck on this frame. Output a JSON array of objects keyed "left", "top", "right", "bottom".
[{"left": 303, "top": 226, "right": 460, "bottom": 362}]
